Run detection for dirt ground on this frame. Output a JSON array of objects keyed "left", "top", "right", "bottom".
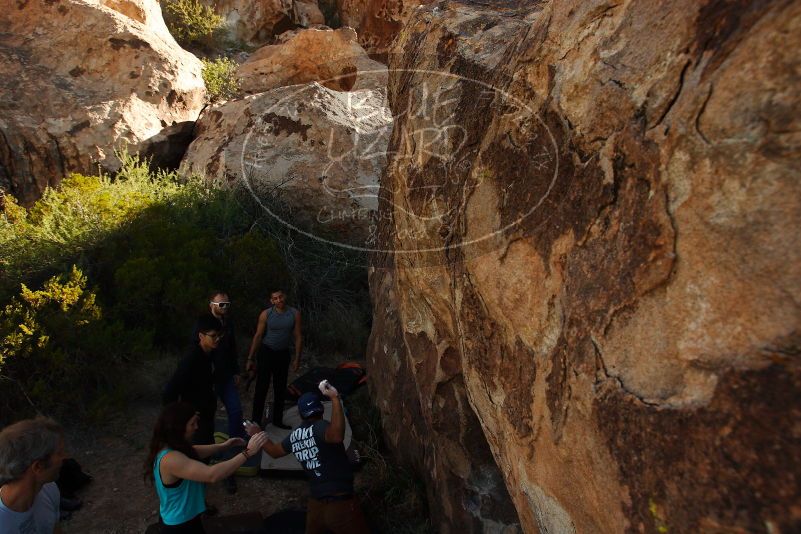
[{"left": 59, "top": 353, "right": 364, "bottom": 534}]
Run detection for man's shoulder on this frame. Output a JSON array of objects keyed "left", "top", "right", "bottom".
[
  {"left": 40, "top": 482, "right": 60, "bottom": 499},
  {"left": 311, "top": 419, "right": 330, "bottom": 440},
  {"left": 36, "top": 482, "right": 60, "bottom": 510},
  {"left": 182, "top": 346, "right": 203, "bottom": 361},
  {"left": 179, "top": 346, "right": 210, "bottom": 367},
  {"left": 287, "top": 420, "right": 312, "bottom": 436}
]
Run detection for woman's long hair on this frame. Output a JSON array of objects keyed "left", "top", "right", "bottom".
[{"left": 144, "top": 401, "right": 199, "bottom": 483}]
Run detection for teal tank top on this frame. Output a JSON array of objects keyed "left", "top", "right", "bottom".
[{"left": 154, "top": 449, "right": 206, "bottom": 526}]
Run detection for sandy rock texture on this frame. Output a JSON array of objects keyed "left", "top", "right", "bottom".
[
  {"left": 180, "top": 82, "right": 392, "bottom": 245},
  {"left": 0, "top": 0, "right": 205, "bottom": 205},
  {"left": 237, "top": 27, "right": 387, "bottom": 94},
  {"left": 203, "top": 0, "right": 324, "bottom": 47},
  {"left": 336, "top": 0, "right": 435, "bottom": 56},
  {"left": 367, "top": 0, "right": 801, "bottom": 532}
]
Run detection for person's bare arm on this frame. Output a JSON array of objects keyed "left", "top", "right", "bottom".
[
  {"left": 322, "top": 387, "right": 345, "bottom": 444},
  {"left": 243, "top": 421, "right": 289, "bottom": 458},
  {"left": 246, "top": 310, "right": 267, "bottom": 372},
  {"left": 163, "top": 433, "right": 267, "bottom": 484},
  {"left": 193, "top": 437, "right": 245, "bottom": 460},
  {"left": 263, "top": 439, "right": 288, "bottom": 458},
  {"left": 292, "top": 310, "right": 302, "bottom": 372}
]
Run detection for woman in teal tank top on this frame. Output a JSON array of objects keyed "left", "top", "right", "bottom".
[{"left": 145, "top": 402, "right": 268, "bottom": 532}]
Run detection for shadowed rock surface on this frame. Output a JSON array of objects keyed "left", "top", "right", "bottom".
[
  {"left": 367, "top": 0, "right": 801, "bottom": 532},
  {"left": 0, "top": 0, "right": 205, "bottom": 205}
]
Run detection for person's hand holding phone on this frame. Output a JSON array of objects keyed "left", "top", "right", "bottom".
[{"left": 242, "top": 420, "right": 262, "bottom": 437}]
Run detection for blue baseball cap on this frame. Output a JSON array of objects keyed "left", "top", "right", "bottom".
[{"left": 298, "top": 392, "right": 324, "bottom": 418}]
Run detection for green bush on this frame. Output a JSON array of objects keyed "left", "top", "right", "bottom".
[
  {"left": 202, "top": 57, "right": 240, "bottom": 103},
  {"left": 0, "top": 149, "right": 377, "bottom": 421},
  {"left": 0, "top": 267, "right": 148, "bottom": 424},
  {"left": 0, "top": 152, "right": 184, "bottom": 300},
  {"left": 162, "top": 0, "right": 224, "bottom": 48},
  {"left": 0, "top": 153, "right": 290, "bottom": 419},
  {"left": 2, "top": 152, "right": 287, "bottom": 334}
]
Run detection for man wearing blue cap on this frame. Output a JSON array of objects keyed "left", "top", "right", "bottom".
[{"left": 245, "top": 382, "right": 368, "bottom": 534}]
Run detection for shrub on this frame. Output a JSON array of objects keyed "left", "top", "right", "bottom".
[
  {"left": 0, "top": 151, "right": 184, "bottom": 301},
  {"left": 0, "top": 267, "right": 148, "bottom": 424},
  {"left": 162, "top": 0, "right": 224, "bottom": 49},
  {"left": 201, "top": 57, "right": 240, "bottom": 103},
  {"left": 1, "top": 151, "right": 290, "bottom": 341},
  {"left": 0, "top": 149, "right": 377, "bottom": 420}
]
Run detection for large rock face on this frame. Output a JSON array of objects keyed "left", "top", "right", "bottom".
[
  {"left": 368, "top": 1, "right": 801, "bottom": 533},
  {"left": 203, "top": 0, "right": 324, "bottom": 47},
  {"left": 237, "top": 27, "right": 387, "bottom": 94},
  {"left": 0, "top": 0, "right": 205, "bottom": 205},
  {"left": 336, "top": 0, "right": 435, "bottom": 56},
  {"left": 180, "top": 82, "right": 392, "bottom": 244}
]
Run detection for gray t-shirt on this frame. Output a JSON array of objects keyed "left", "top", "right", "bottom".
[
  {"left": 261, "top": 306, "right": 297, "bottom": 350},
  {"left": 0, "top": 482, "right": 60, "bottom": 533}
]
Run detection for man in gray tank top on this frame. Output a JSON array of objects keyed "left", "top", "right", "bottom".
[{"left": 246, "top": 289, "right": 303, "bottom": 429}]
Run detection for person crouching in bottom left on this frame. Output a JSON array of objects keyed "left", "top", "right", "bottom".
[
  {"left": 144, "top": 402, "right": 267, "bottom": 533},
  {"left": 0, "top": 417, "right": 66, "bottom": 534}
]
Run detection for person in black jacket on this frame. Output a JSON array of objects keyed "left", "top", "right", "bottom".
[
  {"left": 164, "top": 314, "right": 222, "bottom": 447},
  {"left": 192, "top": 291, "right": 245, "bottom": 443}
]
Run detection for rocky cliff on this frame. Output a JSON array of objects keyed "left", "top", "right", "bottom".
[
  {"left": 0, "top": 0, "right": 205, "bottom": 205},
  {"left": 200, "top": 0, "right": 325, "bottom": 47},
  {"left": 237, "top": 27, "right": 386, "bottom": 94},
  {"left": 336, "top": 0, "right": 435, "bottom": 56},
  {"left": 180, "top": 80, "right": 392, "bottom": 244},
  {"left": 367, "top": 0, "right": 801, "bottom": 532}
]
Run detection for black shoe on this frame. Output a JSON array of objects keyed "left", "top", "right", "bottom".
[
  {"left": 224, "top": 476, "right": 237, "bottom": 495},
  {"left": 272, "top": 422, "right": 291, "bottom": 430}
]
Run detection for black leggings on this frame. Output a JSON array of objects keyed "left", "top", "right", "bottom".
[{"left": 252, "top": 346, "right": 291, "bottom": 425}]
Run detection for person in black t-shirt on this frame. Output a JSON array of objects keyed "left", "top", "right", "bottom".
[
  {"left": 245, "top": 383, "right": 368, "bottom": 534},
  {"left": 164, "top": 314, "right": 222, "bottom": 447}
]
